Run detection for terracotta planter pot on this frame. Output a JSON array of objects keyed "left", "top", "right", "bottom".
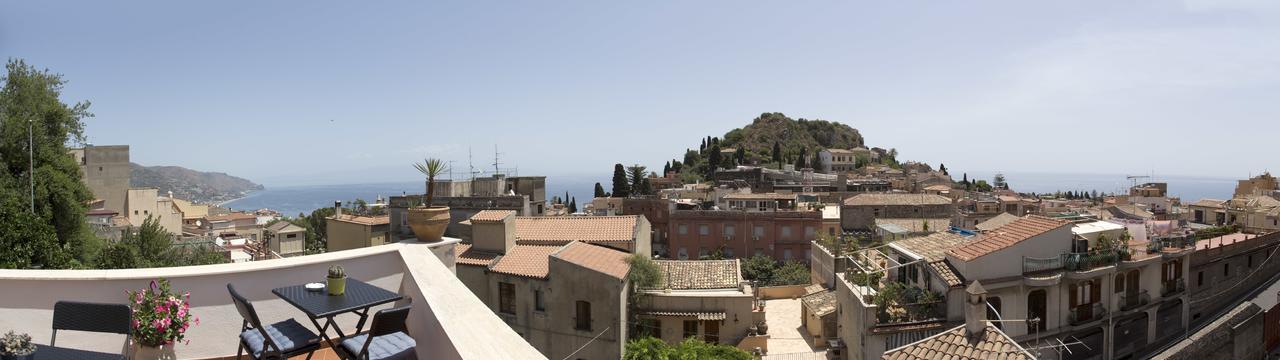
[{"left": 408, "top": 206, "right": 450, "bottom": 242}]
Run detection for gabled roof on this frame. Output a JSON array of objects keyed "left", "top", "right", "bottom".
[
  {"left": 514, "top": 216, "right": 639, "bottom": 245},
  {"left": 653, "top": 260, "right": 741, "bottom": 290},
  {"left": 882, "top": 323, "right": 1031, "bottom": 360},
  {"left": 455, "top": 243, "right": 501, "bottom": 267},
  {"left": 948, "top": 216, "right": 1070, "bottom": 262},
  {"left": 552, "top": 241, "right": 631, "bottom": 280},
  {"left": 488, "top": 244, "right": 561, "bottom": 279},
  {"left": 266, "top": 221, "right": 304, "bottom": 233},
  {"left": 975, "top": 213, "right": 1021, "bottom": 232},
  {"left": 844, "top": 193, "right": 952, "bottom": 206}
]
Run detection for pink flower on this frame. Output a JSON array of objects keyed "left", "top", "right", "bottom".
[
  {"left": 152, "top": 319, "right": 167, "bottom": 332},
  {"left": 193, "top": 317, "right": 200, "bottom": 326},
  {"left": 131, "top": 319, "right": 140, "bottom": 329},
  {"left": 177, "top": 307, "right": 187, "bottom": 318},
  {"left": 135, "top": 293, "right": 144, "bottom": 304}
]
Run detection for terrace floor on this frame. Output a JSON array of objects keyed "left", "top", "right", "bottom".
[{"left": 763, "top": 298, "right": 826, "bottom": 358}]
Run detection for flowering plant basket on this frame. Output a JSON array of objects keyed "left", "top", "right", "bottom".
[{"left": 127, "top": 279, "right": 198, "bottom": 347}]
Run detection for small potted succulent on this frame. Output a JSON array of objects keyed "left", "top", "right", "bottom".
[
  {"left": 327, "top": 265, "right": 347, "bottom": 296},
  {"left": 1, "top": 331, "right": 36, "bottom": 360}
]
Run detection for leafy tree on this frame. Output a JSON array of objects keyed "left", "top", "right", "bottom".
[
  {"left": 0, "top": 59, "right": 101, "bottom": 268},
  {"left": 993, "top": 173, "right": 1008, "bottom": 190},
  {"left": 627, "top": 165, "right": 649, "bottom": 196},
  {"left": 627, "top": 254, "right": 663, "bottom": 289},
  {"left": 974, "top": 180, "right": 993, "bottom": 192},
  {"left": 99, "top": 216, "right": 225, "bottom": 269},
  {"left": 612, "top": 164, "right": 630, "bottom": 198},
  {"left": 741, "top": 255, "right": 778, "bottom": 285},
  {"left": 594, "top": 182, "right": 606, "bottom": 198},
  {"left": 0, "top": 181, "right": 63, "bottom": 268},
  {"left": 734, "top": 147, "right": 746, "bottom": 165},
  {"left": 624, "top": 337, "right": 752, "bottom": 360},
  {"left": 770, "top": 261, "right": 810, "bottom": 286}
]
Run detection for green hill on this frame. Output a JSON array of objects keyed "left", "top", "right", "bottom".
[{"left": 721, "top": 112, "right": 864, "bottom": 161}]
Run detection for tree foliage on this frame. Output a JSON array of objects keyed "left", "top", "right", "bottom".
[
  {"left": 612, "top": 164, "right": 630, "bottom": 198},
  {"left": 0, "top": 59, "right": 102, "bottom": 268},
  {"left": 98, "top": 216, "right": 225, "bottom": 269},
  {"left": 740, "top": 255, "right": 811, "bottom": 286},
  {"left": 624, "top": 337, "right": 753, "bottom": 360}
]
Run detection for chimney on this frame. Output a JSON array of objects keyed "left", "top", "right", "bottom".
[
  {"left": 472, "top": 211, "right": 516, "bottom": 254},
  {"left": 334, "top": 201, "right": 342, "bottom": 218},
  {"left": 965, "top": 280, "right": 988, "bottom": 336}
]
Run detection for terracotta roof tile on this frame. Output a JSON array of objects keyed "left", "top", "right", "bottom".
[
  {"left": 929, "top": 261, "right": 965, "bottom": 288},
  {"left": 208, "top": 213, "right": 258, "bottom": 222},
  {"left": 552, "top": 241, "right": 631, "bottom": 280},
  {"left": 801, "top": 290, "right": 837, "bottom": 317},
  {"left": 455, "top": 243, "right": 501, "bottom": 267},
  {"left": 488, "top": 244, "right": 561, "bottom": 279},
  {"left": 514, "top": 216, "right": 639, "bottom": 244},
  {"left": 722, "top": 193, "right": 798, "bottom": 200},
  {"left": 654, "top": 260, "right": 741, "bottom": 290},
  {"left": 328, "top": 214, "right": 390, "bottom": 226},
  {"left": 975, "top": 213, "right": 1021, "bottom": 232},
  {"left": 890, "top": 233, "right": 969, "bottom": 262},
  {"left": 947, "top": 215, "right": 1070, "bottom": 262},
  {"left": 882, "top": 323, "right": 1031, "bottom": 360},
  {"left": 470, "top": 210, "right": 515, "bottom": 223},
  {"left": 844, "top": 194, "right": 952, "bottom": 206}
]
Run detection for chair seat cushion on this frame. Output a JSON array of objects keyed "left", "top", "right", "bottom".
[
  {"left": 240, "top": 319, "right": 320, "bottom": 358},
  {"left": 340, "top": 332, "right": 416, "bottom": 360}
]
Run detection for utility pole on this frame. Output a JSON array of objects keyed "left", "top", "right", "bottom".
[{"left": 29, "top": 119, "right": 35, "bottom": 213}]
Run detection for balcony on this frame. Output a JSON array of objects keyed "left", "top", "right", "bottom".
[
  {"left": 1064, "top": 251, "right": 1123, "bottom": 273},
  {"left": 1119, "top": 290, "right": 1150, "bottom": 311},
  {"left": 1023, "top": 255, "right": 1064, "bottom": 274},
  {"left": 1069, "top": 303, "right": 1107, "bottom": 326},
  {"left": 1163, "top": 278, "right": 1186, "bottom": 297},
  {"left": 0, "top": 240, "right": 544, "bottom": 360}
]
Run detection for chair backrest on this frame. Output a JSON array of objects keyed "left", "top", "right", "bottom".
[
  {"left": 226, "top": 284, "right": 264, "bottom": 330},
  {"left": 369, "top": 306, "right": 412, "bottom": 337},
  {"left": 53, "top": 301, "right": 132, "bottom": 334}
]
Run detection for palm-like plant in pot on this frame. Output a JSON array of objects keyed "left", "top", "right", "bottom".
[{"left": 409, "top": 158, "right": 451, "bottom": 242}]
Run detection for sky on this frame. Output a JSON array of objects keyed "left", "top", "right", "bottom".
[{"left": 3, "top": 0, "right": 1278, "bottom": 187}]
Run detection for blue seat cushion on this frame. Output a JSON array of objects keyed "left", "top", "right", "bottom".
[
  {"left": 340, "top": 332, "right": 416, "bottom": 360},
  {"left": 240, "top": 319, "right": 320, "bottom": 358}
]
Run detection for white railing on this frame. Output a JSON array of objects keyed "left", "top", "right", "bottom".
[{"left": 0, "top": 240, "right": 545, "bottom": 360}]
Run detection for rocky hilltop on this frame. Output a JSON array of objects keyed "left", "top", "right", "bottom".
[{"left": 130, "top": 163, "right": 263, "bottom": 204}]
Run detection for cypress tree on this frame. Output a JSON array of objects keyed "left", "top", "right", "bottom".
[
  {"left": 611, "top": 164, "right": 630, "bottom": 198},
  {"left": 569, "top": 197, "right": 577, "bottom": 213},
  {"left": 772, "top": 142, "right": 782, "bottom": 166},
  {"left": 708, "top": 144, "right": 723, "bottom": 177},
  {"left": 594, "top": 182, "right": 606, "bottom": 198}
]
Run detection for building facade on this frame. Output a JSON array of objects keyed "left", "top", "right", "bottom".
[{"left": 668, "top": 209, "right": 821, "bottom": 262}]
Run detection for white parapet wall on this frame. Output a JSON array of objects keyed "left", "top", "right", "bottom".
[{"left": 0, "top": 239, "right": 545, "bottom": 360}]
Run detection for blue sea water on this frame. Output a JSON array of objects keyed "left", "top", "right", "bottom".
[{"left": 223, "top": 173, "right": 1237, "bottom": 217}]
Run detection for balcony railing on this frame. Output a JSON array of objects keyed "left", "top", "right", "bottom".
[
  {"left": 1162, "top": 278, "right": 1186, "bottom": 297},
  {"left": 1120, "top": 290, "right": 1150, "bottom": 311},
  {"left": 1069, "top": 303, "right": 1107, "bottom": 326},
  {"left": 1023, "top": 255, "right": 1064, "bottom": 274},
  {"left": 1064, "top": 251, "right": 1124, "bottom": 272}
]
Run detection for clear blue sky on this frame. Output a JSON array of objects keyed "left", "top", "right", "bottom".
[{"left": 3, "top": 1, "right": 1277, "bottom": 186}]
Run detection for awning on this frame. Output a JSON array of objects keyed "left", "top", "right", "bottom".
[{"left": 639, "top": 311, "right": 726, "bottom": 321}]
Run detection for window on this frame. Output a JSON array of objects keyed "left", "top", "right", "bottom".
[
  {"left": 575, "top": 301, "right": 592, "bottom": 331},
  {"left": 535, "top": 290, "right": 545, "bottom": 312},
  {"left": 781, "top": 226, "right": 792, "bottom": 238},
  {"left": 683, "top": 320, "right": 698, "bottom": 339},
  {"left": 286, "top": 233, "right": 298, "bottom": 239},
  {"left": 828, "top": 227, "right": 836, "bottom": 236},
  {"left": 784, "top": 249, "right": 793, "bottom": 261},
  {"left": 805, "top": 250, "right": 812, "bottom": 263},
  {"left": 724, "top": 225, "right": 735, "bottom": 237},
  {"left": 499, "top": 283, "right": 516, "bottom": 315},
  {"left": 1249, "top": 254, "right": 1254, "bottom": 268},
  {"left": 1224, "top": 263, "right": 1230, "bottom": 277},
  {"left": 699, "top": 247, "right": 708, "bottom": 258},
  {"left": 1114, "top": 274, "right": 1125, "bottom": 294},
  {"left": 986, "top": 296, "right": 1003, "bottom": 329},
  {"left": 678, "top": 224, "right": 688, "bottom": 235},
  {"left": 755, "top": 248, "right": 765, "bottom": 257},
  {"left": 753, "top": 226, "right": 764, "bottom": 238},
  {"left": 134, "top": 210, "right": 139, "bottom": 215},
  {"left": 805, "top": 226, "right": 815, "bottom": 239},
  {"left": 1197, "top": 271, "right": 1204, "bottom": 286},
  {"left": 698, "top": 224, "right": 709, "bottom": 236},
  {"left": 724, "top": 248, "right": 735, "bottom": 258},
  {"left": 678, "top": 248, "right": 689, "bottom": 260},
  {"left": 703, "top": 320, "right": 720, "bottom": 343}
]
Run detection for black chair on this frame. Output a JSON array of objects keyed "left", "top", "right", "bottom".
[
  {"left": 335, "top": 306, "right": 416, "bottom": 360},
  {"left": 228, "top": 284, "right": 322, "bottom": 360},
  {"left": 51, "top": 301, "right": 132, "bottom": 358}
]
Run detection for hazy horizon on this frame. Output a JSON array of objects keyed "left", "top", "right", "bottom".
[{"left": 5, "top": 1, "right": 1279, "bottom": 184}]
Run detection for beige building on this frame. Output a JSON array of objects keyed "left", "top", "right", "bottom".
[
  {"left": 1234, "top": 172, "right": 1278, "bottom": 198},
  {"left": 325, "top": 213, "right": 391, "bottom": 252},
  {"left": 635, "top": 260, "right": 760, "bottom": 349},
  {"left": 124, "top": 188, "right": 184, "bottom": 235},
  {"left": 205, "top": 212, "right": 263, "bottom": 240},
  {"left": 454, "top": 210, "right": 638, "bottom": 359},
  {"left": 819, "top": 149, "right": 860, "bottom": 174},
  {"left": 841, "top": 193, "right": 953, "bottom": 231},
  {"left": 68, "top": 145, "right": 131, "bottom": 214},
  {"left": 265, "top": 221, "right": 307, "bottom": 257}
]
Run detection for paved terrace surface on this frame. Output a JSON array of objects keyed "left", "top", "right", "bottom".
[{"left": 763, "top": 298, "right": 827, "bottom": 359}]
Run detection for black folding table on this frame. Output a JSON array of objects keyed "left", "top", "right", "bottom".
[{"left": 272, "top": 279, "right": 404, "bottom": 349}]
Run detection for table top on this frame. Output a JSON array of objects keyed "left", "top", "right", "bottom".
[
  {"left": 33, "top": 344, "right": 125, "bottom": 360},
  {"left": 273, "top": 278, "right": 403, "bottom": 318}
]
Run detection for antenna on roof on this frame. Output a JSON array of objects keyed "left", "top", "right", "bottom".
[{"left": 493, "top": 144, "right": 502, "bottom": 175}]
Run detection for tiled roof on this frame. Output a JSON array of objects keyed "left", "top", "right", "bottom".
[
  {"left": 875, "top": 218, "right": 951, "bottom": 233},
  {"left": 801, "top": 290, "right": 837, "bottom": 318},
  {"left": 329, "top": 214, "right": 390, "bottom": 226},
  {"left": 923, "top": 184, "right": 952, "bottom": 191},
  {"left": 654, "top": 260, "right": 741, "bottom": 290},
  {"left": 86, "top": 209, "right": 118, "bottom": 216},
  {"left": 455, "top": 243, "right": 501, "bottom": 267},
  {"left": 890, "top": 233, "right": 969, "bottom": 262},
  {"left": 639, "top": 311, "right": 726, "bottom": 320},
  {"left": 552, "top": 241, "right": 631, "bottom": 280},
  {"left": 722, "top": 193, "right": 797, "bottom": 200},
  {"left": 882, "top": 323, "right": 1032, "bottom": 360},
  {"left": 947, "top": 216, "right": 1070, "bottom": 262},
  {"left": 825, "top": 148, "right": 855, "bottom": 154},
  {"left": 975, "top": 213, "right": 1021, "bottom": 232},
  {"left": 514, "top": 216, "right": 638, "bottom": 244},
  {"left": 929, "top": 261, "right": 965, "bottom": 288},
  {"left": 208, "top": 213, "right": 259, "bottom": 222},
  {"left": 470, "top": 210, "right": 515, "bottom": 223},
  {"left": 1110, "top": 204, "right": 1154, "bottom": 219},
  {"left": 844, "top": 194, "right": 952, "bottom": 206},
  {"left": 488, "top": 244, "right": 561, "bottom": 279}
]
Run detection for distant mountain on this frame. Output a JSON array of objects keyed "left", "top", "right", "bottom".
[{"left": 130, "top": 164, "right": 264, "bottom": 204}]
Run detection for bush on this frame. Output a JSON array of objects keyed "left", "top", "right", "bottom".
[{"left": 624, "top": 337, "right": 753, "bottom": 360}]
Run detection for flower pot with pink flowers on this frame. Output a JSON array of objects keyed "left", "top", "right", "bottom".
[{"left": 127, "top": 279, "right": 197, "bottom": 360}]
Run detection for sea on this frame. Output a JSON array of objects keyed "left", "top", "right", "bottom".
[{"left": 221, "top": 172, "right": 1238, "bottom": 217}]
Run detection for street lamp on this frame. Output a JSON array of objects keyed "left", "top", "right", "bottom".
[{"left": 28, "top": 119, "right": 35, "bottom": 213}]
